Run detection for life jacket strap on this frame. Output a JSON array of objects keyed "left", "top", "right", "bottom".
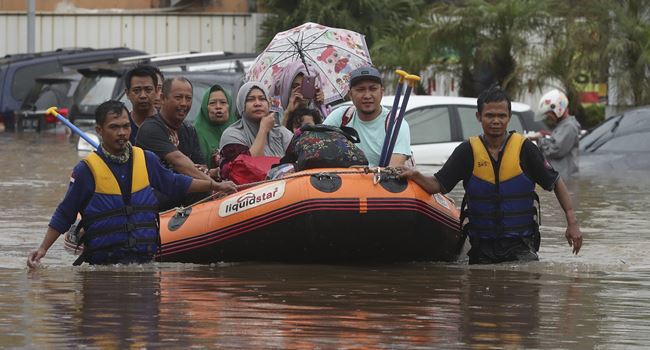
[
  {"left": 463, "top": 207, "right": 538, "bottom": 219},
  {"left": 468, "top": 222, "right": 537, "bottom": 233},
  {"left": 82, "top": 205, "right": 158, "bottom": 226},
  {"left": 466, "top": 192, "right": 537, "bottom": 202},
  {"left": 81, "top": 222, "right": 158, "bottom": 242},
  {"left": 82, "top": 236, "right": 160, "bottom": 255},
  {"left": 73, "top": 235, "right": 160, "bottom": 266}
]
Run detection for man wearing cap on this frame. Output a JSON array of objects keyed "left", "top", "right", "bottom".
[{"left": 323, "top": 66, "right": 411, "bottom": 167}]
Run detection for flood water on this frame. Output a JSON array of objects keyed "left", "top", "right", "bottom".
[{"left": 2, "top": 129, "right": 650, "bottom": 349}]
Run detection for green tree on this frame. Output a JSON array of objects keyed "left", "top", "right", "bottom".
[
  {"left": 373, "top": 0, "right": 547, "bottom": 98},
  {"left": 607, "top": 0, "right": 650, "bottom": 106},
  {"left": 531, "top": 0, "right": 609, "bottom": 127},
  {"left": 257, "top": 0, "right": 422, "bottom": 52}
]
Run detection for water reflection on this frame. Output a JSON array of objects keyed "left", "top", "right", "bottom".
[
  {"left": 1, "top": 259, "right": 648, "bottom": 349},
  {"left": 3, "top": 129, "right": 650, "bottom": 349}
]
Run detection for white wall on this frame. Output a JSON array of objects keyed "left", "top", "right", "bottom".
[{"left": 0, "top": 12, "right": 263, "bottom": 56}]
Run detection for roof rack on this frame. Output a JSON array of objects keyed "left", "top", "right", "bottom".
[
  {"left": 149, "top": 51, "right": 228, "bottom": 62},
  {"left": 117, "top": 51, "right": 195, "bottom": 63},
  {"left": 1, "top": 47, "right": 93, "bottom": 62}
]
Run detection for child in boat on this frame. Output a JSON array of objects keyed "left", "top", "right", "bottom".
[{"left": 286, "top": 107, "right": 323, "bottom": 133}]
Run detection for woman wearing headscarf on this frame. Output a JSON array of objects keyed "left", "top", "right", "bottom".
[
  {"left": 219, "top": 82, "right": 294, "bottom": 180},
  {"left": 273, "top": 61, "right": 325, "bottom": 129},
  {"left": 193, "top": 84, "right": 237, "bottom": 168}
]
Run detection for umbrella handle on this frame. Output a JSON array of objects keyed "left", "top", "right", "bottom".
[
  {"left": 382, "top": 74, "right": 421, "bottom": 167},
  {"left": 379, "top": 69, "right": 411, "bottom": 166},
  {"left": 46, "top": 106, "right": 100, "bottom": 149}
]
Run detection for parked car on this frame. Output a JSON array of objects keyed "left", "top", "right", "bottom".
[
  {"left": 68, "top": 51, "right": 256, "bottom": 125},
  {"left": 333, "top": 95, "right": 544, "bottom": 165},
  {"left": 0, "top": 47, "right": 146, "bottom": 131},
  {"left": 119, "top": 69, "right": 246, "bottom": 124},
  {"left": 14, "top": 70, "right": 81, "bottom": 132},
  {"left": 579, "top": 106, "right": 650, "bottom": 174}
]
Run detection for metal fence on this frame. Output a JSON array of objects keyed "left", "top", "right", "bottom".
[{"left": 0, "top": 12, "right": 263, "bottom": 56}]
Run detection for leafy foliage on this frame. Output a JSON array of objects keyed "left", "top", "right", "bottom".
[
  {"left": 259, "top": 0, "right": 650, "bottom": 112},
  {"left": 607, "top": 0, "right": 650, "bottom": 106},
  {"left": 257, "top": 0, "right": 422, "bottom": 52}
]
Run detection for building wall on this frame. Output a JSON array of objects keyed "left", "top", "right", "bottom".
[
  {"left": 0, "top": 0, "right": 250, "bottom": 12},
  {"left": 0, "top": 12, "right": 263, "bottom": 56}
]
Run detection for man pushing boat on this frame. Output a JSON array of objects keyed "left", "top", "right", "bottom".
[
  {"left": 27, "top": 100, "right": 236, "bottom": 267},
  {"left": 396, "top": 85, "right": 583, "bottom": 264}
]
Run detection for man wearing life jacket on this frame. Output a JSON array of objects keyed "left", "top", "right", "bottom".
[
  {"left": 27, "top": 100, "right": 236, "bottom": 267},
  {"left": 396, "top": 85, "right": 583, "bottom": 264}
]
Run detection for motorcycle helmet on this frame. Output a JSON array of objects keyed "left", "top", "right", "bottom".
[{"left": 537, "top": 89, "right": 568, "bottom": 121}]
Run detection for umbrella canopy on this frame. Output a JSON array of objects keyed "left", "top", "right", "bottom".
[{"left": 247, "top": 22, "right": 372, "bottom": 106}]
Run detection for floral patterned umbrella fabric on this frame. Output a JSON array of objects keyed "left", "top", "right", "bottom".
[{"left": 247, "top": 22, "right": 372, "bottom": 106}]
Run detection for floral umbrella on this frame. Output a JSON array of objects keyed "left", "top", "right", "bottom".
[{"left": 247, "top": 22, "right": 372, "bottom": 106}]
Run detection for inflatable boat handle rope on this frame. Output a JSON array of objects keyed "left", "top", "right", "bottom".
[{"left": 160, "top": 166, "right": 404, "bottom": 216}]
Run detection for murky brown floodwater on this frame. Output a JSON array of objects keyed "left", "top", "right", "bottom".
[{"left": 2, "top": 129, "right": 650, "bottom": 349}]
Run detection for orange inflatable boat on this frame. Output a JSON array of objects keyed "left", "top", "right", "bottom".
[{"left": 66, "top": 168, "right": 464, "bottom": 263}]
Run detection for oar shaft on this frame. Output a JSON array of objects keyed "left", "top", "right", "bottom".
[
  {"left": 379, "top": 70, "right": 409, "bottom": 166},
  {"left": 382, "top": 85, "right": 413, "bottom": 166},
  {"left": 382, "top": 74, "right": 421, "bottom": 166},
  {"left": 46, "top": 107, "right": 99, "bottom": 149}
]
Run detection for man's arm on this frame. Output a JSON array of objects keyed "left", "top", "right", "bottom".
[
  {"left": 397, "top": 142, "right": 472, "bottom": 194},
  {"left": 553, "top": 178, "right": 583, "bottom": 254},
  {"left": 164, "top": 150, "right": 212, "bottom": 181},
  {"left": 27, "top": 227, "right": 62, "bottom": 268},
  {"left": 539, "top": 123, "right": 579, "bottom": 159},
  {"left": 28, "top": 162, "right": 94, "bottom": 268},
  {"left": 389, "top": 120, "right": 412, "bottom": 167},
  {"left": 388, "top": 154, "right": 408, "bottom": 167},
  {"left": 187, "top": 178, "right": 236, "bottom": 194},
  {"left": 146, "top": 150, "right": 236, "bottom": 197},
  {"left": 396, "top": 167, "right": 443, "bottom": 194}
]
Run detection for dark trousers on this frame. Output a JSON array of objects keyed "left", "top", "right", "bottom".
[{"left": 468, "top": 233, "right": 540, "bottom": 264}]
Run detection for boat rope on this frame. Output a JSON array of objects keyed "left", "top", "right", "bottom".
[{"left": 160, "top": 166, "right": 403, "bottom": 216}]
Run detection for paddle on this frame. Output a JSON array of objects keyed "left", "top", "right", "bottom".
[
  {"left": 379, "top": 69, "right": 409, "bottom": 167},
  {"left": 46, "top": 106, "right": 99, "bottom": 149},
  {"left": 380, "top": 74, "right": 421, "bottom": 167}
]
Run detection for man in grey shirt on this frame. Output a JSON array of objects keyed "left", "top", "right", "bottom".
[{"left": 529, "top": 89, "right": 581, "bottom": 180}]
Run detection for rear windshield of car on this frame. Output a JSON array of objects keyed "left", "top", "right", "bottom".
[
  {"left": 76, "top": 76, "right": 118, "bottom": 107},
  {"left": 12, "top": 61, "right": 62, "bottom": 101},
  {"left": 21, "top": 81, "right": 72, "bottom": 110}
]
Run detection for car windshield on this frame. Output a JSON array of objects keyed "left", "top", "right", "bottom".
[
  {"left": 33, "top": 82, "right": 72, "bottom": 110},
  {"left": 580, "top": 116, "right": 617, "bottom": 151},
  {"left": 581, "top": 108, "right": 650, "bottom": 152},
  {"left": 76, "top": 76, "right": 118, "bottom": 107},
  {"left": 597, "top": 131, "right": 650, "bottom": 152}
]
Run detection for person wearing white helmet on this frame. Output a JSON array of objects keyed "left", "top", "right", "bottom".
[{"left": 528, "top": 89, "right": 581, "bottom": 180}]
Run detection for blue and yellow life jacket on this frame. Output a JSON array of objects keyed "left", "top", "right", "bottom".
[
  {"left": 463, "top": 133, "right": 539, "bottom": 240},
  {"left": 77, "top": 147, "right": 159, "bottom": 265}
]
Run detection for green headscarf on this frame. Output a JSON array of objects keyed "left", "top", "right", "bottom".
[{"left": 193, "top": 84, "right": 237, "bottom": 167}]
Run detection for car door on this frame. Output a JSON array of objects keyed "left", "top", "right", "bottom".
[
  {"left": 404, "top": 105, "right": 456, "bottom": 165},
  {"left": 456, "top": 105, "right": 526, "bottom": 139}
]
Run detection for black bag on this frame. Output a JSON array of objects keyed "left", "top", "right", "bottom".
[{"left": 280, "top": 124, "right": 368, "bottom": 171}]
